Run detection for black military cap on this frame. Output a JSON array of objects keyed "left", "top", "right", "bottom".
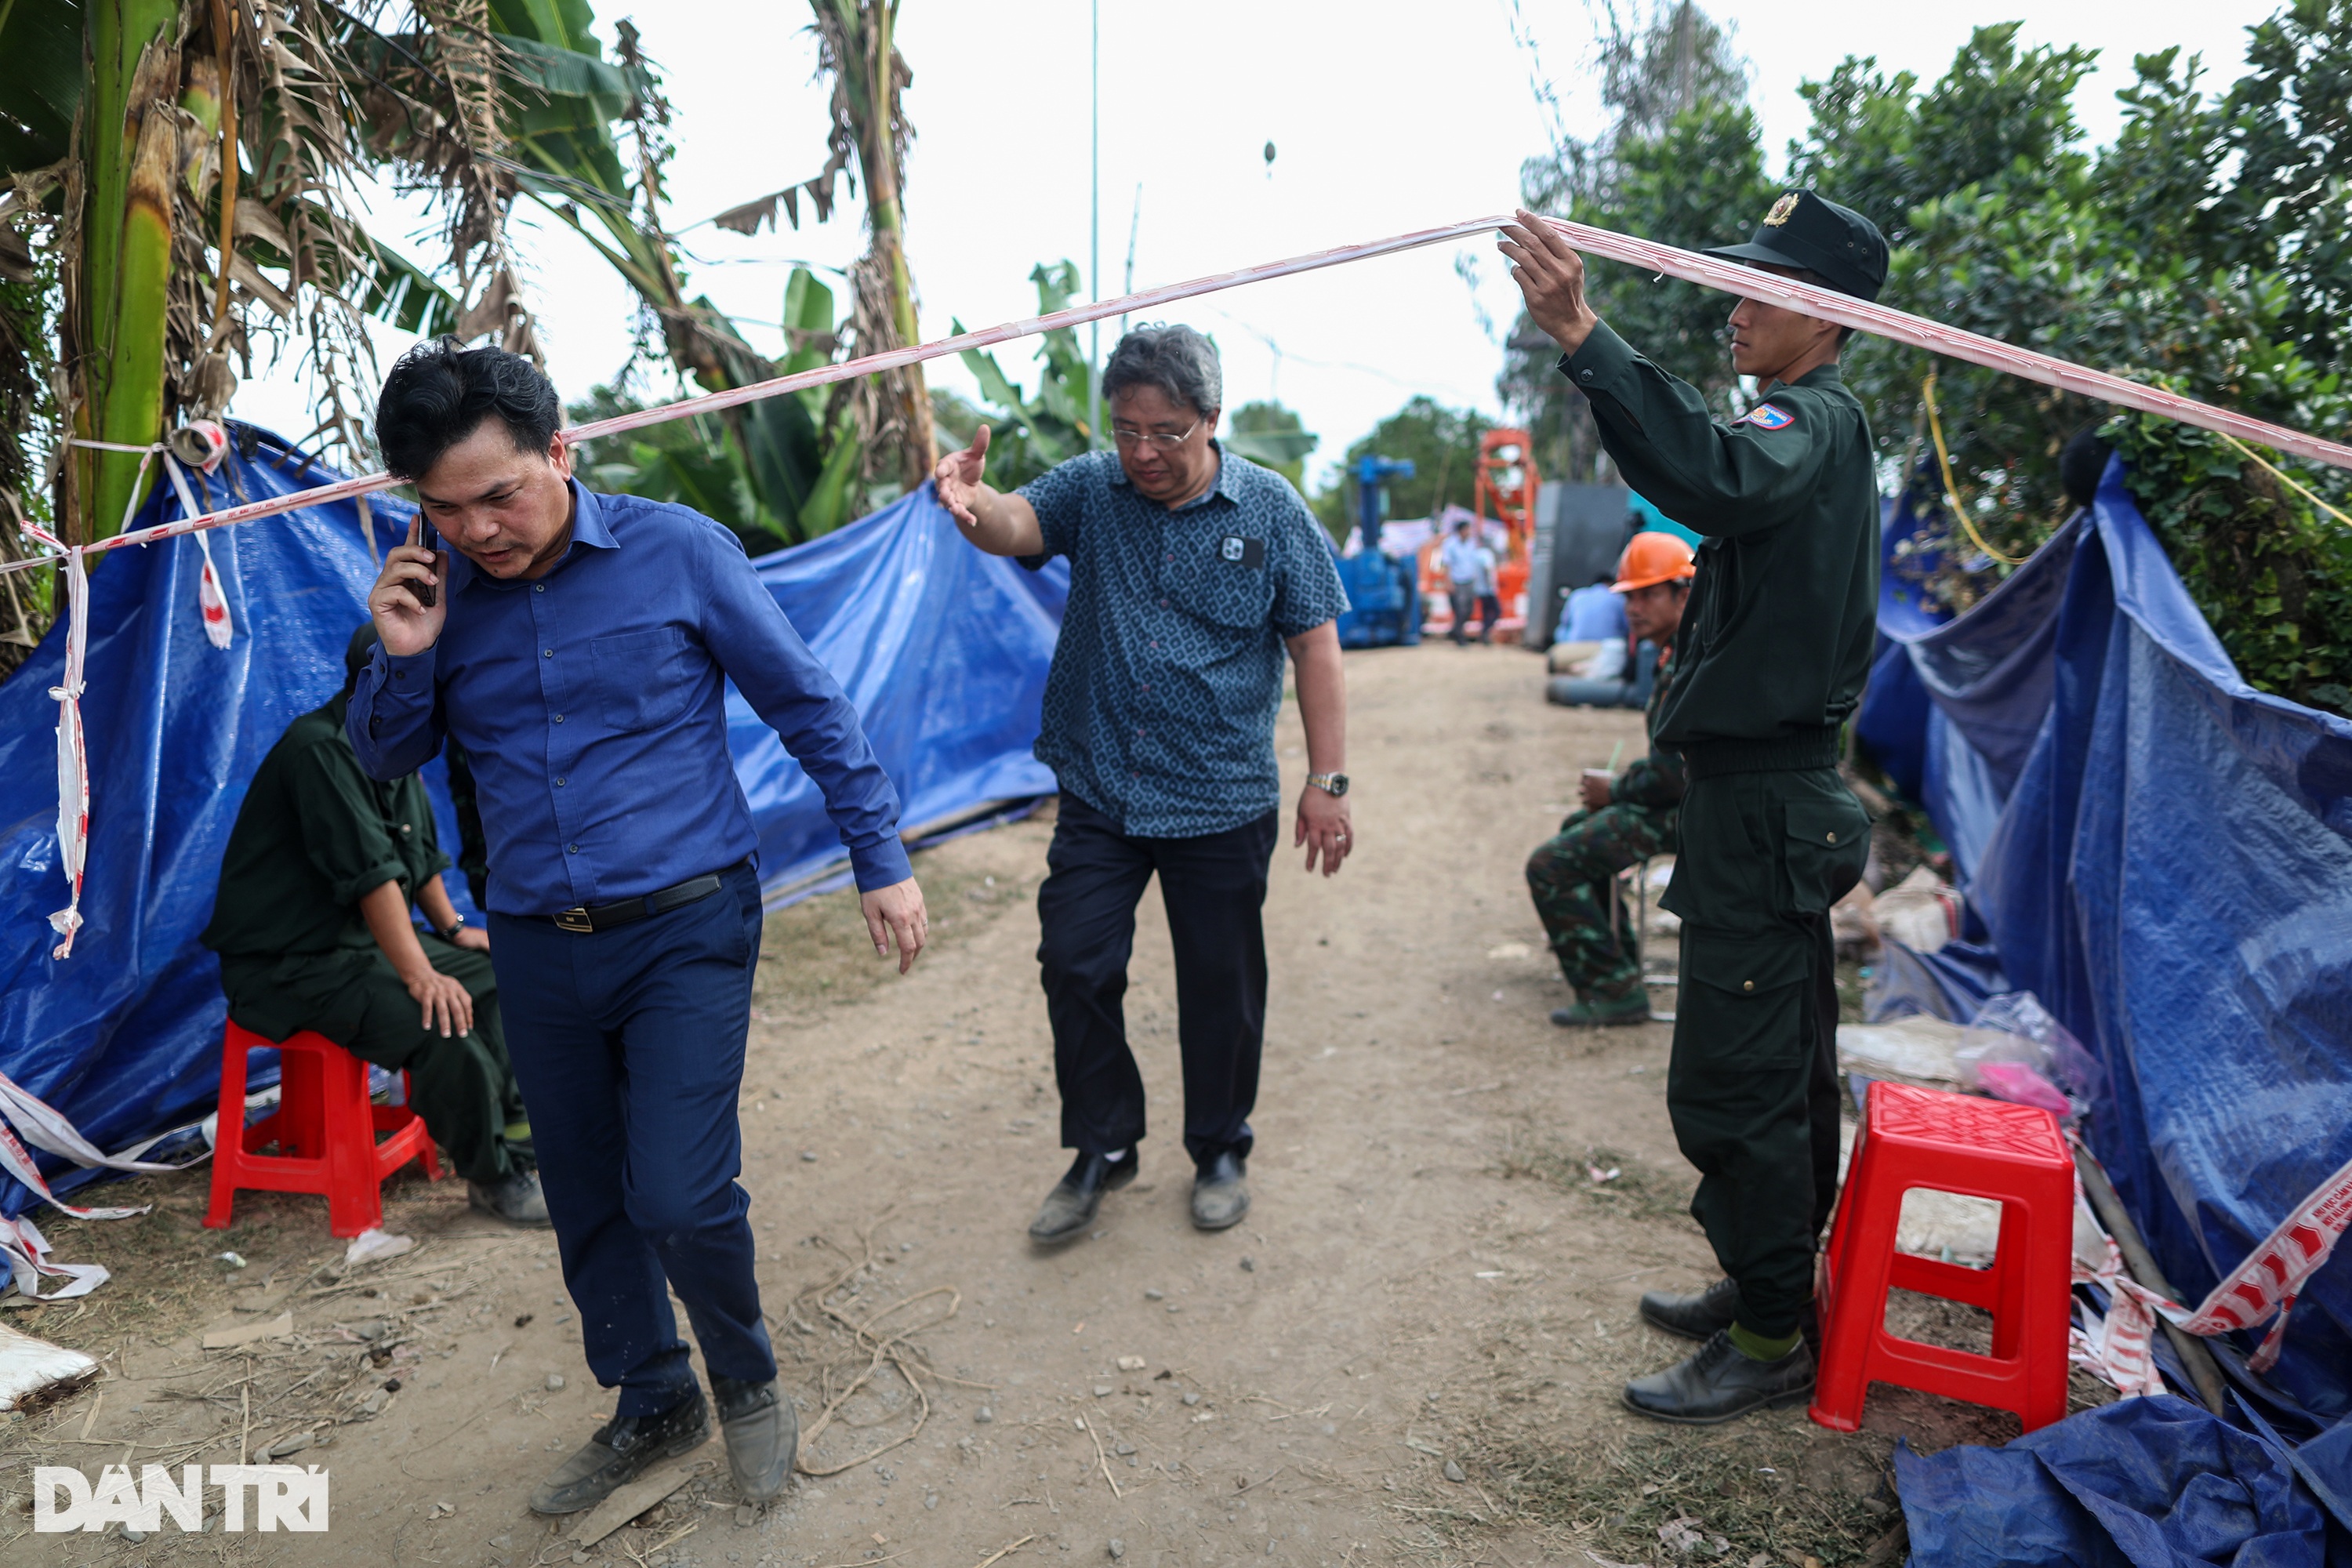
[{"left": 1704, "top": 190, "right": 1888, "bottom": 302}]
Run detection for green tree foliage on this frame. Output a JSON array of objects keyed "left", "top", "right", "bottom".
[
  {"left": 1309, "top": 396, "right": 1491, "bottom": 538},
  {"left": 1225, "top": 401, "right": 1317, "bottom": 492},
  {"left": 931, "top": 261, "right": 1095, "bottom": 494},
  {"left": 1507, "top": 2, "right": 1770, "bottom": 482},
  {"left": 1796, "top": 7, "right": 2352, "bottom": 710},
  {"left": 573, "top": 266, "right": 863, "bottom": 552},
  {"left": 1502, "top": 1, "right": 2351, "bottom": 714}
]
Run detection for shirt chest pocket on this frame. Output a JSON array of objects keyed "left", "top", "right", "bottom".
[
  {"left": 589, "top": 626, "right": 696, "bottom": 733},
  {"left": 1167, "top": 542, "right": 1275, "bottom": 630}
]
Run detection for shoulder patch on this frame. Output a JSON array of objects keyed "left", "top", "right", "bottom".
[{"left": 1740, "top": 402, "right": 1795, "bottom": 430}]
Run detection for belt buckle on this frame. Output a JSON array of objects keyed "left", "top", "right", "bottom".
[{"left": 553, "top": 907, "right": 594, "bottom": 934}]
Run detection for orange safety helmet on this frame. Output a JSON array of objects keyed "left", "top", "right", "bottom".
[{"left": 1612, "top": 530, "right": 1697, "bottom": 593}]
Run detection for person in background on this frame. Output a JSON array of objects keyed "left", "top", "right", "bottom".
[
  {"left": 1505, "top": 188, "right": 1886, "bottom": 1423},
  {"left": 1525, "top": 532, "right": 1694, "bottom": 1027},
  {"left": 931, "top": 323, "right": 1354, "bottom": 1245},
  {"left": 351, "top": 339, "right": 928, "bottom": 1515},
  {"left": 201, "top": 622, "right": 544, "bottom": 1225},
  {"left": 1440, "top": 514, "right": 1501, "bottom": 645},
  {"left": 1548, "top": 564, "right": 1653, "bottom": 710}
]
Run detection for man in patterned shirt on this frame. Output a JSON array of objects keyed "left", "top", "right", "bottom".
[{"left": 935, "top": 325, "right": 1352, "bottom": 1243}]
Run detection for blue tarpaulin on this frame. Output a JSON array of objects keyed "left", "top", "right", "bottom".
[
  {"left": 1895, "top": 1395, "right": 2343, "bottom": 1567},
  {"left": 1857, "top": 459, "right": 2352, "bottom": 1421},
  {"left": 0, "top": 430, "right": 1062, "bottom": 1217}
]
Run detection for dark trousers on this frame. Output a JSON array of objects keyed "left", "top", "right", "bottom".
[
  {"left": 1661, "top": 767, "right": 1867, "bottom": 1339},
  {"left": 220, "top": 936, "right": 522, "bottom": 1185},
  {"left": 1037, "top": 796, "right": 1278, "bottom": 1167},
  {"left": 487, "top": 863, "right": 774, "bottom": 1417},
  {"left": 1448, "top": 586, "right": 1502, "bottom": 644}
]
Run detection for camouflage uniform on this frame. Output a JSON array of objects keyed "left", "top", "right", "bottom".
[{"left": 1526, "top": 646, "right": 1684, "bottom": 1002}]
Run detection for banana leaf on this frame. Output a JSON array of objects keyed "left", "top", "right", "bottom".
[{"left": 0, "top": 0, "right": 85, "bottom": 174}]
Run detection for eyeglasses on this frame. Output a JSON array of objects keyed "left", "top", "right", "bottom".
[{"left": 1109, "top": 419, "right": 1200, "bottom": 452}]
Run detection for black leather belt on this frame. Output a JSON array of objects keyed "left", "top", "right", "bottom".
[{"left": 549, "top": 867, "right": 731, "bottom": 933}]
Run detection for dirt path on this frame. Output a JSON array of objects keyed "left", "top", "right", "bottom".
[{"left": 11, "top": 644, "right": 2079, "bottom": 1568}]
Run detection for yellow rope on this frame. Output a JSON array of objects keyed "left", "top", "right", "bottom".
[
  {"left": 2216, "top": 430, "right": 2352, "bottom": 532},
  {"left": 1921, "top": 373, "right": 2031, "bottom": 566}
]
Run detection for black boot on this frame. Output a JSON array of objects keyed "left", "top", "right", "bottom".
[
  {"left": 1621, "top": 1330, "right": 1815, "bottom": 1425},
  {"left": 1028, "top": 1152, "right": 1138, "bottom": 1243},
  {"left": 1639, "top": 1277, "right": 1741, "bottom": 1341},
  {"left": 529, "top": 1386, "right": 711, "bottom": 1514},
  {"left": 712, "top": 1374, "right": 797, "bottom": 1503}
]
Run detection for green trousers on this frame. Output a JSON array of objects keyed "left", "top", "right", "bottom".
[
  {"left": 218, "top": 935, "right": 524, "bottom": 1185},
  {"left": 1661, "top": 764, "right": 1867, "bottom": 1339},
  {"left": 1525, "top": 803, "right": 1674, "bottom": 1001}
]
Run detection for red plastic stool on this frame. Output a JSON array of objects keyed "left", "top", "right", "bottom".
[
  {"left": 204, "top": 1021, "right": 442, "bottom": 1238},
  {"left": 1809, "top": 1080, "right": 2073, "bottom": 1434}
]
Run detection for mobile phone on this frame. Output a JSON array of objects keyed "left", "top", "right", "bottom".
[{"left": 414, "top": 520, "right": 440, "bottom": 608}]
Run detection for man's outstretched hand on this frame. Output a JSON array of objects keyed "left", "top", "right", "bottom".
[
  {"left": 1498, "top": 209, "right": 1601, "bottom": 358},
  {"left": 861, "top": 877, "right": 930, "bottom": 975},
  {"left": 934, "top": 426, "right": 991, "bottom": 529}
]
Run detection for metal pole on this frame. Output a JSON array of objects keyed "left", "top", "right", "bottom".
[{"left": 1089, "top": 0, "right": 1102, "bottom": 450}]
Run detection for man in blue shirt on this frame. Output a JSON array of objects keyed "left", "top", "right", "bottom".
[
  {"left": 349, "top": 341, "right": 927, "bottom": 1515},
  {"left": 933, "top": 324, "right": 1352, "bottom": 1244}
]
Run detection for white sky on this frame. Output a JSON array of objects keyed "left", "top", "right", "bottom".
[{"left": 229, "top": 0, "right": 2281, "bottom": 495}]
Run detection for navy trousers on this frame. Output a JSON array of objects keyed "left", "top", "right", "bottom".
[
  {"left": 1037, "top": 796, "right": 1279, "bottom": 1166},
  {"left": 488, "top": 862, "right": 775, "bottom": 1417}
]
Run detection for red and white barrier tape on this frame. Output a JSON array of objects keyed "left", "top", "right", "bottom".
[
  {"left": 19, "top": 517, "right": 88, "bottom": 960},
  {"left": 2071, "top": 1152, "right": 2352, "bottom": 1392},
  {"left": 0, "top": 1066, "right": 192, "bottom": 1301},
  {"left": 4, "top": 209, "right": 2348, "bottom": 593},
  {"left": 16, "top": 212, "right": 2352, "bottom": 963}
]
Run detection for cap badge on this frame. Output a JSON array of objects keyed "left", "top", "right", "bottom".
[{"left": 1763, "top": 192, "right": 1800, "bottom": 227}]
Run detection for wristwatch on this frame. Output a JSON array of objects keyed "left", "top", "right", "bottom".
[
  {"left": 1305, "top": 771, "right": 1350, "bottom": 797},
  {"left": 437, "top": 913, "right": 466, "bottom": 942}
]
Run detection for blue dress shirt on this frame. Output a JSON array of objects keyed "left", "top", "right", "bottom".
[
  {"left": 1018, "top": 447, "right": 1348, "bottom": 837},
  {"left": 347, "top": 484, "right": 912, "bottom": 915}
]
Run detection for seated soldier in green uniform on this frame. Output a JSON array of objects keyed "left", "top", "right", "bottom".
[
  {"left": 1526, "top": 530, "right": 1693, "bottom": 1027},
  {"left": 201, "top": 624, "right": 546, "bottom": 1226},
  {"left": 1502, "top": 191, "right": 1886, "bottom": 1422}
]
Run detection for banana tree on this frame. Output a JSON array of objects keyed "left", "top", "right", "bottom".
[
  {"left": 931, "top": 260, "right": 1094, "bottom": 494},
  {"left": 2, "top": 0, "right": 489, "bottom": 574}
]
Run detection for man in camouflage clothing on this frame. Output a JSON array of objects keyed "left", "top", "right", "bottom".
[{"left": 1527, "top": 532, "right": 1695, "bottom": 1026}]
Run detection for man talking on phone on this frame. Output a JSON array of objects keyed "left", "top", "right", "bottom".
[{"left": 347, "top": 339, "right": 927, "bottom": 1513}]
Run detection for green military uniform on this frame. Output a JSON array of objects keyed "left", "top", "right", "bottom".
[
  {"left": 1559, "top": 194, "right": 1883, "bottom": 1346},
  {"left": 200, "top": 692, "right": 526, "bottom": 1185},
  {"left": 1526, "top": 644, "right": 1684, "bottom": 1005}
]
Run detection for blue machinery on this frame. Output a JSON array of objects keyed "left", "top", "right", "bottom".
[{"left": 1332, "top": 453, "right": 1421, "bottom": 649}]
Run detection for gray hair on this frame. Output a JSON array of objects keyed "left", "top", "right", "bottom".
[{"left": 1102, "top": 324, "right": 1221, "bottom": 417}]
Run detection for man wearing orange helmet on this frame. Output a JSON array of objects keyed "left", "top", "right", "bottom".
[{"left": 1525, "top": 532, "right": 1693, "bottom": 1026}]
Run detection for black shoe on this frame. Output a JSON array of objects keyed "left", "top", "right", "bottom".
[
  {"left": 468, "top": 1168, "right": 553, "bottom": 1228},
  {"left": 529, "top": 1385, "right": 712, "bottom": 1514},
  {"left": 1190, "top": 1151, "right": 1250, "bottom": 1231},
  {"left": 1028, "top": 1152, "right": 1139, "bottom": 1244},
  {"left": 1621, "top": 1330, "right": 1815, "bottom": 1425},
  {"left": 712, "top": 1374, "right": 797, "bottom": 1503},
  {"left": 1639, "top": 1277, "right": 1741, "bottom": 1341}
]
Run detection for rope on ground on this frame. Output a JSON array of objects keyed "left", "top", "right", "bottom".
[{"left": 789, "top": 1219, "right": 961, "bottom": 1478}]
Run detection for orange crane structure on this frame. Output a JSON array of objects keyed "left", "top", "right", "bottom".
[{"left": 1475, "top": 428, "right": 1540, "bottom": 639}]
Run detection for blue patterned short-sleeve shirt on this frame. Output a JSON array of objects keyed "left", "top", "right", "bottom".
[{"left": 1018, "top": 445, "right": 1349, "bottom": 837}]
